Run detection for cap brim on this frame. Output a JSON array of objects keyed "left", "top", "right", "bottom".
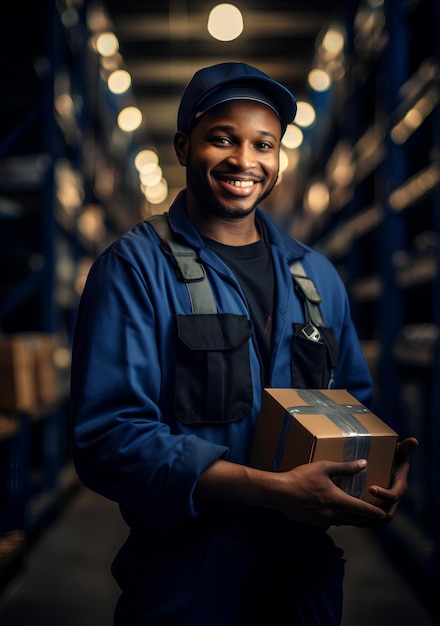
[{"left": 195, "top": 86, "right": 282, "bottom": 122}]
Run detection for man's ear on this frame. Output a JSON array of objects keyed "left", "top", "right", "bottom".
[{"left": 174, "top": 131, "right": 189, "bottom": 166}]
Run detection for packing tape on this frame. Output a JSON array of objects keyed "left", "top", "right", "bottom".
[{"left": 271, "top": 389, "right": 371, "bottom": 498}]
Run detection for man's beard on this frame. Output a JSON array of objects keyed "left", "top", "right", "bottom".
[
  {"left": 187, "top": 168, "right": 277, "bottom": 220},
  {"left": 204, "top": 187, "right": 256, "bottom": 219}
]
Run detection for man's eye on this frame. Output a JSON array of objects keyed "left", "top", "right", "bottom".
[
  {"left": 213, "top": 137, "right": 231, "bottom": 145},
  {"left": 257, "top": 142, "right": 272, "bottom": 150}
]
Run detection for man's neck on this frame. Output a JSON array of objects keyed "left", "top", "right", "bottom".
[{"left": 186, "top": 205, "right": 260, "bottom": 246}]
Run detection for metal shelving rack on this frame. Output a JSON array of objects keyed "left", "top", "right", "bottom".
[
  {"left": 300, "top": 0, "right": 439, "bottom": 619},
  {"left": 0, "top": 0, "right": 90, "bottom": 589},
  {"left": 0, "top": 0, "right": 143, "bottom": 591}
]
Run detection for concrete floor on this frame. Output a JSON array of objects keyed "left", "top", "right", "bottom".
[{"left": 0, "top": 485, "right": 436, "bottom": 626}]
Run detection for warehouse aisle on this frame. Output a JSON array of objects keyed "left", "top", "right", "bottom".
[
  {"left": 0, "top": 484, "right": 436, "bottom": 626},
  {"left": 0, "top": 486, "right": 125, "bottom": 626}
]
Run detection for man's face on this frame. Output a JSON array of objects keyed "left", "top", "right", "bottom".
[{"left": 176, "top": 99, "right": 282, "bottom": 220}]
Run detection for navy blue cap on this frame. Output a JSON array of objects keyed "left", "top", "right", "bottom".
[{"left": 177, "top": 62, "right": 297, "bottom": 135}]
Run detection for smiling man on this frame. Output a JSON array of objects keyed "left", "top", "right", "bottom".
[
  {"left": 177, "top": 98, "right": 280, "bottom": 221},
  {"left": 70, "top": 62, "right": 417, "bottom": 626}
]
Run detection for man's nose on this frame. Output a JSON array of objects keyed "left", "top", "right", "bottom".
[{"left": 229, "top": 144, "right": 256, "bottom": 170}]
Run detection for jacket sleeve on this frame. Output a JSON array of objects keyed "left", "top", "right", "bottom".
[{"left": 70, "top": 248, "right": 228, "bottom": 524}]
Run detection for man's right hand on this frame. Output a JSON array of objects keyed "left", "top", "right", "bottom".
[
  {"left": 194, "top": 458, "right": 387, "bottom": 529},
  {"left": 269, "top": 459, "right": 387, "bottom": 529}
]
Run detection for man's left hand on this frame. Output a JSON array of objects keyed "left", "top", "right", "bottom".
[{"left": 368, "top": 437, "right": 418, "bottom": 520}]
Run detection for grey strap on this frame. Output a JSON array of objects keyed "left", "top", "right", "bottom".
[
  {"left": 149, "top": 215, "right": 323, "bottom": 324},
  {"left": 148, "top": 214, "right": 217, "bottom": 314},
  {"left": 290, "top": 260, "right": 324, "bottom": 327}
]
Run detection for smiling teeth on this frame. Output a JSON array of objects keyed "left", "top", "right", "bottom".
[{"left": 227, "top": 180, "right": 255, "bottom": 188}]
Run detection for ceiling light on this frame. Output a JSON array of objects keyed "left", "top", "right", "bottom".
[
  {"left": 308, "top": 68, "right": 331, "bottom": 92},
  {"left": 140, "top": 165, "right": 163, "bottom": 187},
  {"left": 77, "top": 205, "right": 105, "bottom": 242},
  {"left": 322, "top": 28, "right": 345, "bottom": 57},
  {"left": 96, "top": 32, "right": 119, "bottom": 57},
  {"left": 306, "top": 182, "right": 330, "bottom": 214},
  {"left": 134, "top": 149, "right": 159, "bottom": 172},
  {"left": 118, "top": 106, "right": 142, "bottom": 132},
  {"left": 281, "top": 124, "right": 303, "bottom": 149},
  {"left": 108, "top": 70, "right": 132, "bottom": 95},
  {"left": 295, "top": 101, "right": 316, "bottom": 127},
  {"left": 144, "top": 179, "right": 168, "bottom": 204},
  {"left": 207, "top": 4, "right": 244, "bottom": 41}
]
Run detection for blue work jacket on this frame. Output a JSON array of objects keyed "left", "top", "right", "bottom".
[
  {"left": 71, "top": 191, "right": 372, "bottom": 523},
  {"left": 70, "top": 191, "right": 373, "bottom": 625}
]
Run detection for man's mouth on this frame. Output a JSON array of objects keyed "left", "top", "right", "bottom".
[{"left": 226, "top": 179, "right": 256, "bottom": 188}]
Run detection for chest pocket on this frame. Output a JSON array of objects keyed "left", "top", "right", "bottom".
[
  {"left": 291, "top": 324, "right": 339, "bottom": 389},
  {"left": 175, "top": 313, "right": 253, "bottom": 424},
  {"left": 148, "top": 213, "right": 254, "bottom": 425}
]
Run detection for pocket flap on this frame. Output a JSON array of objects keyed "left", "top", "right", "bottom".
[{"left": 176, "top": 314, "right": 252, "bottom": 351}]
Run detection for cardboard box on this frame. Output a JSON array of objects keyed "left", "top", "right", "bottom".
[
  {"left": 0, "top": 336, "right": 37, "bottom": 412},
  {"left": 0, "top": 334, "right": 59, "bottom": 413},
  {"left": 250, "top": 388, "right": 398, "bottom": 504}
]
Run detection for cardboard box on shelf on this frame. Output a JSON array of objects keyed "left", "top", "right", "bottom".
[
  {"left": 0, "top": 336, "right": 37, "bottom": 412},
  {"left": 250, "top": 388, "right": 398, "bottom": 504},
  {"left": 0, "top": 334, "right": 59, "bottom": 413}
]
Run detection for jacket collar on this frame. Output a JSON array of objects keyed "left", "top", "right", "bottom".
[{"left": 167, "top": 189, "right": 307, "bottom": 263}]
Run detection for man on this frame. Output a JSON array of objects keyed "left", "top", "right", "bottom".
[{"left": 70, "top": 62, "right": 417, "bottom": 625}]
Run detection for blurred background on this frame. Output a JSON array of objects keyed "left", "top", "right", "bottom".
[{"left": 0, "top": 0, "right": 439, "bottom": 624}]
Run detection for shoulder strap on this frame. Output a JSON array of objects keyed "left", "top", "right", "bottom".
[
  {"left": 148, "top": 215, "right": 323, "bottom": 324},
  {"left": 289, "top": 260, "right": 325, "bottom": 327},
  {"left": 148, "top": 214, "right": 217, "bottom": 314}
]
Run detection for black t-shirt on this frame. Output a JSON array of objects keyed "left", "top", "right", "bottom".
[{"left": 202, "top": 222, "right": 275, "bottom": 384}]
